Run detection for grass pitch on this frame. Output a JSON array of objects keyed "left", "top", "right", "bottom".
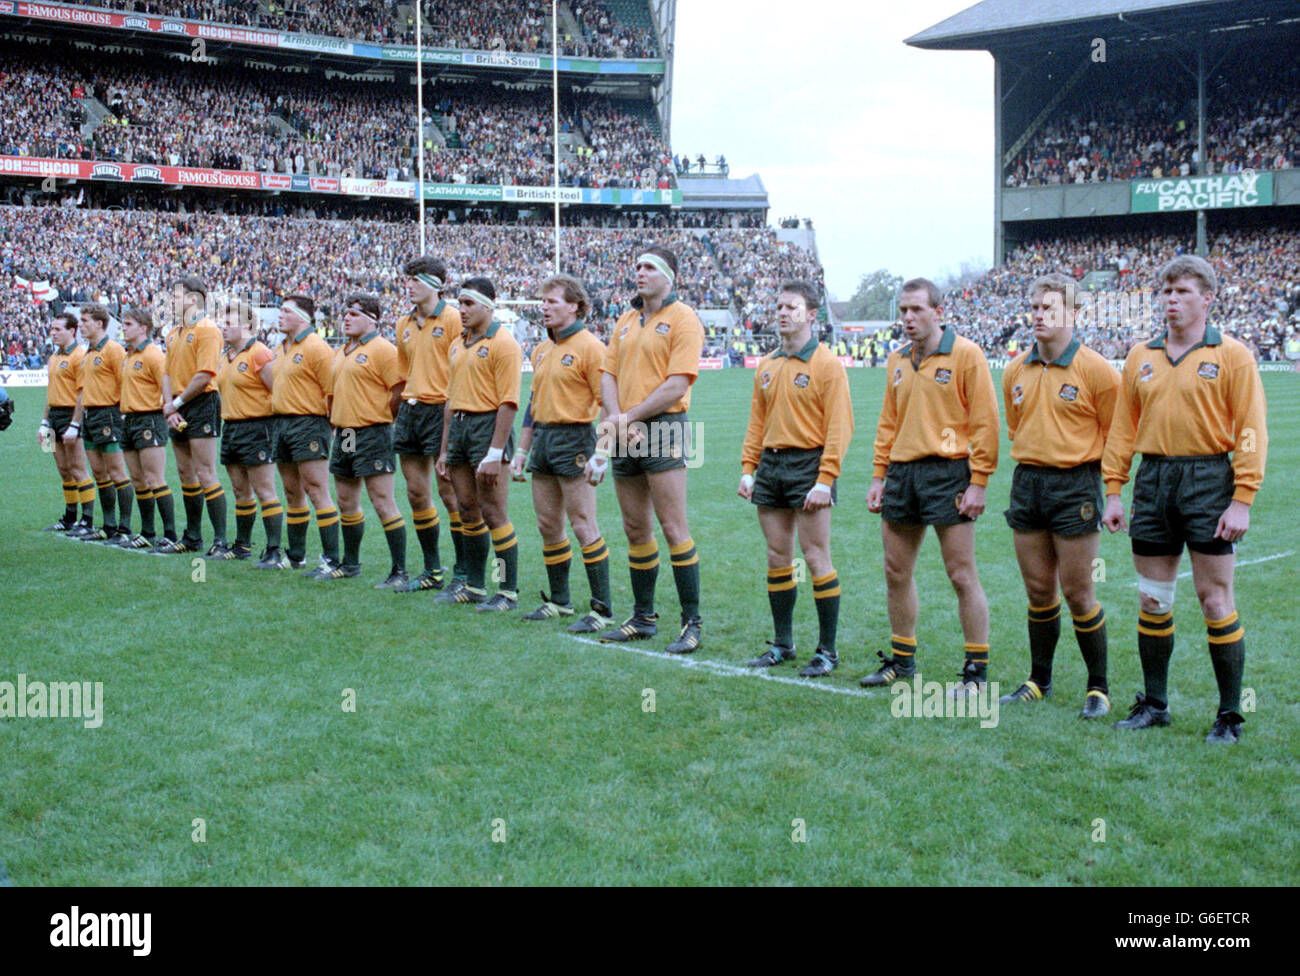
[{"left": 1, "top": 368, "right": 1296, "bottom": 885}]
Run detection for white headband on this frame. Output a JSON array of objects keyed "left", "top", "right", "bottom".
[
  {"left": 459, "top": 288, "right": 496, "bottom": 310},
  {"left": 636, "top": 252, "right": 675, "bottom": 286},
  {"left": 282, "top": 301, "right": 311, "bottom": 325},
  {"left": 414, "top": 272, "right": 443, "bottom": 290},
  {"left": 346, "top": 306, "right": 378, "bottom": 323}
]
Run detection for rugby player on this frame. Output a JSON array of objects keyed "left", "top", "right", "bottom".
[
  {"left": 216, "top": 299, "right": 282, "bottom": 562},
  {"left": 39, "top": 312, "right": 95, "bottom": 535},
  {"left": 157, "top": 277, "right": 227, "bottom": 556},
  {"left": 1102, "top": 255, "right": 1267, "bottom": 744},
  {"left": 509, "top": 274, "right": 615, "bottom": 632},
  {"left": 434, "top": 277, "right": 522, "bottom": 609},
  {"left": 590, "top": 246, "right": 705, "bottom": 654},
  {"left": 267, "top": 295, "right": 340, "bottom": 573},
  {"left": 312, "top": 294, "right": 407, "bottom": 585},
  {"left": 862, "top": 278, "right": 999, "bottom": 695},
  {"left": 117, "top": 307, "right": 177, "bottom": 549},
  {"left": 62, "top": 303, "right": 131, "bottom": 544},
  {"left": 1000, "top": 274, "right": 1119, "bottom": 717},
  {"left": 738, "top": 281, "right": 853, "bottom": 677},
  {"left": 391, "top": 256, "right": 463, "bottom": 593}
]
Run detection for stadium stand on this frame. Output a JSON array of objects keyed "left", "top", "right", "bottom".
[
  {"left": 0, "top": 47, "right": 674, "bottom": 187},
  {"left": 62, "top": 1, "right": 662, "bottom": 56}
]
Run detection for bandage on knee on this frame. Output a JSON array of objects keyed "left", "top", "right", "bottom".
[{"left": 1137, "top": 575, "right": 1176, "bottom": 613}]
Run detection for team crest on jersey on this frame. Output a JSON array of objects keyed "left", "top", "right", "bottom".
[
  {"left": 654, "top": 322, "right": 671, "bottom": 335},
  {"left": 432, "top": 327, "right": 444, "bottom": 338},
  {"left": 619, "top": 326, "right": 629, "bottom": 338},
  {"left": 760, "top": 370, "right": 772, "bottom": 389},
  {"left": 477, "top": 347, "right": 490, "bottom": 358},
  {"left": 1139, "top": 361, "right": 1155, "bottom": 382},
  {"left": 561, "top": 353, "right": 575, "bottom": 367},
  {"left": 934, "top": 368, "right": 952, "bottom": 385},
  {"left": 892, "top": 367, "right": 903, "bottom": 387},
  {"left": 356, "top": 354, "right": 368, "bottom": 365},
  {"left": 237, "top": 362, "right": 248, "bottom": 372},
  {"left": 794, "top": 373, "right": 811, "bottom": 388},
  {"left": 186, "top": 334, "right": 194, "bottom": 343},
  {"left": 133, "top": 361, "right": 143, "bottom": 370},
  {"left": 1197, "top": 361, "right": 1219, "bottom": 380},
  {"left": 293, "top": 353, "right": 304, "bottom": 364},
  {"left": 93, "top": 357, "right": 102, "bottom": 366},
  {"left": 58, "top": 362, "right": 68, "bottom": 370},
  {"left": 1011, "top": 383, "right": 1024, "bottom": 405},
  {"left": 1059, "top": 383, "right": 1078, "bottom": 402},
  {"left": 1080, "top": 501, "right": 1095, "bottom": 521},
  {"left": 403, "top": 330, "right": 411, "bottom": 342}
]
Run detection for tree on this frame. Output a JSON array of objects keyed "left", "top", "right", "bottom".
[{"left": 846, "top": 269, "right": 903, "bottom": 321}]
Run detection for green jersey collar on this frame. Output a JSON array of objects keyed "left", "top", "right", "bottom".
[
  {"left": 1147, "top": 325, "right": 1221, "bottom": 350},
  {"left": 774, "top": 335, "right": 818, "bottom": 362},
  {"left": 554, "top": 320, "right": 585, "bottom": 341},
  {"left": 292, "top": 327, "right": 315, "bottom": 344},
  {"left": 1026, "top": 335, "right": 1080, "bottom": 366}
]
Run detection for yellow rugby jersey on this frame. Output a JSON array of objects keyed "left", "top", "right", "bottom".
[
  {"left": 448, "top": 322, "right": 522, "bottom": 413},
  {"left": 120, "top": 340, "right": 166, "bottom": 414},
  {"left": 741, "top": 337, "right": 854, "bottom": 485},
  {"left": 329, "top": 331, "right": 401, "bottom": 428},
  {"left": 601, "top": 296, "right": 704, "bottom": 414},
  {"left": 218, "top": 339, "right": 274, "bottom": 421},
  {"left": 1102, "top": 326, "right": 1267, "bottom": 504},
  {"left": 271, "top": 327, "right": 334, "bottom": 417},
  {"left": 79, "top": 337, "right": 126, "bottom": 407},
  {"left": 46, "top": 343, "right": 84, "bottom": 409},
  {"left": 529, "top": 322, "right": 604, "bottom": 424},
  {"left": 1003, "top": 336, "right": 1119, "bottom": 467},
  {"left": 395, "top": 299, "right": 461, "bottom": 403},
  {"left": 872, "top": 325, "right": 1000, "bottom": 485},
  {"left": 164, "top": 316, "right": 221, "bottom": 394}
]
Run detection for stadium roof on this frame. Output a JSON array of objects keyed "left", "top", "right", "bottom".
[
  {"left": 906, "top": 0, "right": 1297, "bottom": 50},
  {"left": 677, "top": 173, "right": 769, "bottom": 209}
]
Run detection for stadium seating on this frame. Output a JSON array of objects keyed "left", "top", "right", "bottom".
[{"left": 66, "top": 1, "right": 661, "bottom": 56}]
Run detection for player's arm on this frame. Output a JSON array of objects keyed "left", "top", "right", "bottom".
[
  {"left": 391, "top": 328, "right": 410, "bottom": 413},
  {"left": 1101, "top": 356, "right": 1141, "bottom": 532},
  {"left": 1216, "top": 350, "right": 1269, "bottom": 542},
  {"left": 511, "top": 395, "right": 534, "bottom": 480},
  {"left": 1092, "top": 357, "right": 1121, "bottom": 440},
  {"left": 738, "top": 367, "right": 766, "bottom": 499},
  {"left": 1001, "top": 363, "right": 1020, "bottom": 442},
  {"left": 63, "top": 391, "right": 85, "bottom": 443},
  {"left": 815, "top": 358, "right": 854, "bottom": 487},
  {"left": 477, "top": 340, "right": 521, "bottom": 486},
  {"left": 867, "top": 362, "right": 898, "bottom": 511},
  {"left": 256, "top": 347, "right": 275, "bottom": 394},
  {"left": 963, "top": 347, "right": 999, "bottom": 489}
]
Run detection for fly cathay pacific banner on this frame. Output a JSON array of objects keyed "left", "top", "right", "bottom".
[{"left": 1131, "top": 171, "right": 1274, "bottom": 212}]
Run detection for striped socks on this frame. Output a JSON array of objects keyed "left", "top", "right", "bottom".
[
  {"left": 461, "top": 517, "right": 490, "bottom": 588},
  {"left": 413, "top": 507, "right": 440, "bottom": 573},
  {"left": 543, "top": 538, "right": 573, "bottom": 606},
  {"left": 382, "top": 514, "right": 406, "bottom": 573},
  {"left": 812, "top": 570, "right": 841, "bottom": 654},
  {"left": 153, "top": 485, "right": 176, "bottom": 539},
  {"left": 1027, "top": 599, "right": 1061, "bottom": 687},
  {"left": 316, "top": 506, "right": 340, "bottom": 563},
  {"left": 340, "top": 511, "right": 365, "bottom": 567},
  {"left": 1137, "top": 610, "right": 1174, "bottom": 708},
  {"left": 490, "top": 522, "right": 519, "bottom": 594},
  {"left": 261, "top": 499, "right": 284, "bottom": 550},
  {"left": 1206, "top": 611, "right": 1245, "bottom": 714},
  {"left": 580, "top": 536, "right": 611, "bottom": 611},
  {"left": 767, "top": 565, "right": 797, "bottom": 647},
  {"left": 203, "top": 483, "right": 226, "bottom": 542},
  {"left": 628, "top": 541, "right": 659, "bottom": 615},
  {"left": 1072, "top": 603, "right": 1108, "bottom": 692},
  {"left": 234, "top": 500, "right": 258, "bottom": 548},
  {"left": 669, "top": 537, "right": 700, "bottom": 621},
  {"left": 181, "top": 482, "right": 203, "bottom": 541}
]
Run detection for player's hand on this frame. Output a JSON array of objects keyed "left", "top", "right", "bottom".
[
  {"left": 737, "top": 473, "right": 754, "bottom": 500},
  {"left": 1214, "top": 500, "right": 1250, "bottom": 542},
  {"left": 510, "top": 452, "right": 528, "bottom": 481},
  {"left": 61, "top": 424, "right": 80, "bottom": 444},
  {"left": 476, "top": 459, "right": 501, "bottom": 488},
  {"left": 584, "top": 452, "right": 609, "bottom": 486},
  {"left": 803, "top": 482, "right": 832, "bottom": 511},
  {"left": 165, "top": 410, "right": 184, "bottom": 431},
  {"left": 866, "top": 477, "right": 884, "bottom": 513},
  {"left": 1102, "top": 495, "right": 1126, "bottom": 533},
  {"left": 38, "top": 420, "right": 52, "bottom": 448},
  {"left": 435, "top": 452, "right": 448, "bottom": 480},
  {"left": 957, "top": 483, "right": 985, "bottom": 519}
]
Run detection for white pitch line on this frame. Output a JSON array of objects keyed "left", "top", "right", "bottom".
[
  {"left": 567, "top": 635, "right": 877, "bottom": 698},
  {"left": 1127, "top": 549, "right": 1294, "bottom": 584}
]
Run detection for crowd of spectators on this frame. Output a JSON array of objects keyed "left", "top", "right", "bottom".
[
  {"left": 0, "top": 49, "right": 673, "bottom": 188},
  {"left": 942, "top": 226, "right": 1300, "bottom": 361},
  {"left": 0, "top": 205, "right": 824, "bottom": 360},
  {"left": 77, "top": 1, "right": 661, "bottom": 57},
  {"left": 1006, "top": 56, "right": 1299, "bottom": 187}
]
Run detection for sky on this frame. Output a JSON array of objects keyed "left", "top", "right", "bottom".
[{"left": 670, "top": 0, "right": 995, "bottom": 300}]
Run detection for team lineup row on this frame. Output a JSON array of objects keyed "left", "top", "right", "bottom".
[{"left": 37, "top": 247, "right": 1267, "bottom": 743}]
